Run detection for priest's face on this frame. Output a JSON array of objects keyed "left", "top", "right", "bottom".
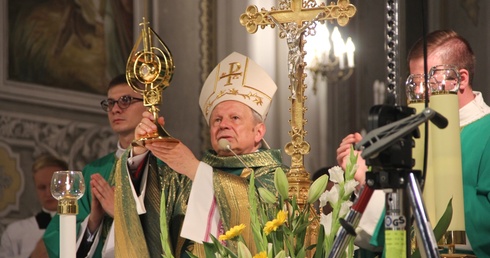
[
  {"left": 209, "top": 101, "right": 265, "bottom": 156},
  {"left": 107, "top": 83, "right": 147, "bottom": 147},
  {"left": 34, "top": 165, "right": 61, "bottom": 212}
]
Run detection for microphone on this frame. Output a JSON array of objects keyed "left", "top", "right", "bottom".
[
  {"left": 218, "top": 138, "right": 232, "bottom": 152},
  {"left": 218, "top": 139, "right": 253, "bottom": 175}
]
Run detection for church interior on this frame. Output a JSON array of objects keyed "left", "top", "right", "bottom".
[{"left": 1, "top": 0, "right": 489, "bottom": 254}]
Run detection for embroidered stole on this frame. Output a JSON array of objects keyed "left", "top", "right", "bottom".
[
  {"left": 141, "top": 156, "right": 164, "bottom": 257},
  {"left": 115, "top": 153, "right": 151, "bottom": 258}
]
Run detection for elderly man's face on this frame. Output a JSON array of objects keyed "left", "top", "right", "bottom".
[{"left": 209, "top": 101, "right": 265, "bottom": 156}]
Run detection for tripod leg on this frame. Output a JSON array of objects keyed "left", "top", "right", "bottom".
[{"left": 407, "top": 172, "right": 441, "bottom": 258}]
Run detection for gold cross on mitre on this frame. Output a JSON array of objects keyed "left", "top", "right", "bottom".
[{"left": 239, "top": 0, "right": 356, "bottom": 205}]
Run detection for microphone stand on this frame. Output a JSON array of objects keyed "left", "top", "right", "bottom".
[
  {"left": 328, "top": 106, "right": 446, "bottom": 258},
  {"left": 218, "top": 139, "right": 254, "bottom": 175}
]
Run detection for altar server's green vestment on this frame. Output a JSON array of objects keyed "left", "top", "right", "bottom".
[{"left": 461, "top": 114, "right": 490, "bottom": 257}]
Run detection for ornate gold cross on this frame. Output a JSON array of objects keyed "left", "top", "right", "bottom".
[
  {"left": 240, "top": 0, "right": 356, "bottom": 205},
  {"left": 240, "top": 0, "right": 356, "bottom": 33}
]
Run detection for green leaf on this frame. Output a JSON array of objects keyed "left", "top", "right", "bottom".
[
  {"left": 307, "top": 174, "right": 329, "bottom": 204},
  {"left": 237, "top": 242, "right": 253, "bottom": 258},
  {"left": 185, "top": 251, "right": 199, "bottom": 258},
  {"left": 313, "top": 224, "right": 326, "bottom": 258},
  {"left": 296, "top": 246, "right": 306, "bottom": 258},
  {"left": 248, "top": 170, "right": 268, "bottom": 252},
  {"left": 412, "top": 198, "right": 453, "bottom": 258},
  {"left": 274, "top": 167, "right": 289, "bottom": 201},
  {"left": 203, "top": 240, "right": 219, "bottom": 258},
  {"left": 433, "top": 198, "right": 453, "bottom": 243},
  {"left": 208, "top": 234, "right": 238, "bottom": 258},
  {"left": 274, "top": 250, "right": 286, "bottom": 258},
  {"left": 345, "top": 146, "right": 359, "bottom": 180},
  {"left": 258, "top": 187, "right": 277, "bottom": 204}
]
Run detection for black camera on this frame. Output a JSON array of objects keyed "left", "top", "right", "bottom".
[{"left": 364, "top": 105, "right": 419, "bottom": 189}]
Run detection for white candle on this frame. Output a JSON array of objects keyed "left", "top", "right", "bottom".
[
  {"left": 325, "top": 27, "right": 331, "bottom": 63},
  {"left": 60, "top": 214, "right": 76, "bottom": 258},
  {"left": 346, "top": 37, "right": 355, "bottom": 68},
  {"left": 429, "top": 94, "right": 465, "bottom": 231},
  {"left": 331, "top": 27, "right": 345, "bottom": 69}
]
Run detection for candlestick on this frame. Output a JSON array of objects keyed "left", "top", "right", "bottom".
[
  {"left": 427, "top": 65, "right": 465, "bottom": 239},
  {"left": 331, "top": 27, "right": 345, "bottom": 69},
  {"left": 51, "top": 171, "right": 85, "bottom": 258},
  {"left": 346, "top": 37, "right": 355, "bottom": 68},
  {"left": 429, "top": 94, "right": 464, "bottom": 231},
  {"left": 305, "top": 25, "right": 354, "bottom": 92}
]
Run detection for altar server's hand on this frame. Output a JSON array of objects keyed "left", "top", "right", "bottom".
[
  {"left": 91, "top": 173, "right": 114, "bottom": 218},
  {"left": 88, "top": 173, "right": 114, "bottom": 233}
]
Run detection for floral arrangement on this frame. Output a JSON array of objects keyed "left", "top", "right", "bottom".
[
  {"left": 157, "top": 144, "right": 455, "bottom": 258},
  {"left": 159, "top": 148, "right": 360, "bottom": 258},
  {"left": 195, "top": 149, "right": 358, "bottom": 258}
]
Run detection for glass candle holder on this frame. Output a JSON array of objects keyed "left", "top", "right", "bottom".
[
  {"left": 428, "top": 64, "right": 461, "bottom": 94},
  {"left": 51, "top": 170, "right": 85, "bottom": 215},
  {"left": 406, "top": 73, "right": 427, "bottom": 103}
]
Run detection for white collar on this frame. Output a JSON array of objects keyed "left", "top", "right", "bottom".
[
  {"left": 459, "top": 91, "right": 490, "bottom": 127},
  {"left": 42, "top": 207, "right": 57, "bottom": 218},
  {"left": 116, "top": 141, "right": 125, "bottom": 158}
]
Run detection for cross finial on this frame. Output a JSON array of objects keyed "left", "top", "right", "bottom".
[{"left": 240, "top": 0, "right": 356, "bottom": 34}]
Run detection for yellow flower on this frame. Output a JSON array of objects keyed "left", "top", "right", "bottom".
[
  {"left": 253, "top": 251, "right": 267, "bottom": 258},
  {"left": 276, "top": 210, "right": 287, "bottom": 224},
  {"left": 264, "top": 210, "right": 287, "bottom": 235},
  {"left": 219, "top": 224, "right": 246, "bottom": 241}
]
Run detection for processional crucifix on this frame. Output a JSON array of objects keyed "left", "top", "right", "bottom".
[{"left": 240, "top": 0, "right": 356, "bottom": 204}]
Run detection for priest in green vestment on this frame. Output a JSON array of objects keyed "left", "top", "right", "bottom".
[
  {"left": 43, "top": 74, "right": 148, "bottom": 258},
  {"left": 409, "top": 29, "right": 490, "bottom": 257},
  {"left": 120, "top": 52, "right": 288, "bottom": 257},
  {"left": 338, "top": 30, "right": 490, "bottom": 257},
  {"left": 460, "top": 100, "right": 490, "bottom": 256}
]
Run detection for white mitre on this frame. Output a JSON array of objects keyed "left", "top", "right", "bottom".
[{"left": 199, "top": 52, "right": 278, "bottom": 124}]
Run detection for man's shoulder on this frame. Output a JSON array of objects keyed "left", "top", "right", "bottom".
[
  {"left": 84, "top": 152, "right": 116, "bottom": 167},
  {"left": 462, "top": 114, "right": 490, "bottom": 148},
  {"left": 81, "top": 152, "right": 116, "bottom": 177},
  {"left": 465, "top": 113, "right": 490, "bottom": 130}
]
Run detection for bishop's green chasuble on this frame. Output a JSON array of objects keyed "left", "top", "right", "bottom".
[{"left": 191, "top": 148, "right": 287, "bottom": 257}]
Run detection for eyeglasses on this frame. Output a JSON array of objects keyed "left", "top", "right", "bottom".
[{"left": 100, "top": 95, "right": 143, "bottom": 112}]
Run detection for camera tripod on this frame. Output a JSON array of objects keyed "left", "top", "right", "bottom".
[{"left": 328, "top": 105, "right": 448, "bottom": 258}]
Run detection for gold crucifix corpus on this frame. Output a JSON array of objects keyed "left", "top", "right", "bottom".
[{"left": 240, "top": 0, "right": 356, "bottom": 205}]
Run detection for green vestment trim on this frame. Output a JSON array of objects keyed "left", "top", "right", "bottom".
[{"left": 115, "top": 150, "right": 192, "bottom": 258}]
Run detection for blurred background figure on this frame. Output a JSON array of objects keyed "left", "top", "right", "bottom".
[{"left": 0, "top": 154, "right": 68, "bottom": 258}]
